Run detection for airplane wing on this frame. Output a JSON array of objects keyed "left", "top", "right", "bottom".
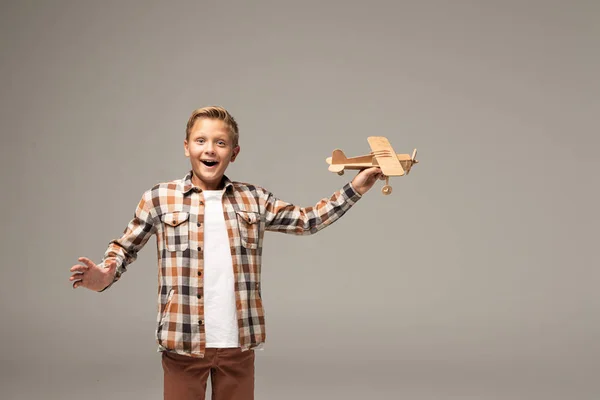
[{"left": 367, "top": 136, "right": 405, "bottom": 176}]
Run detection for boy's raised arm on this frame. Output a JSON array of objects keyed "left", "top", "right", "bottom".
[{"left": 264, "top": 167, "right": 382, "bottom": 235}]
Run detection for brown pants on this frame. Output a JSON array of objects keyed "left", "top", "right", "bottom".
[{"left": 162, "top": 348, "right": 255, "bottom": 400}]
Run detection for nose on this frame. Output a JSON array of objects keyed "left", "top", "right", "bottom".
[{"left": 204, "top": 142, "right": 216, "bottom": 154}]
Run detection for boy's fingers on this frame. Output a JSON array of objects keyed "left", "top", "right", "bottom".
[
  {"left": 70, "top": 264, "right": 88, "bottom": 273},
  {"left": 78, "top": 257, "right": 96, "bottom": 270}
]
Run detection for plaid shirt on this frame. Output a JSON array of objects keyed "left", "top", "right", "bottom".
[{"left": 99, "top": 171, "right": 362, "bottom": 358}]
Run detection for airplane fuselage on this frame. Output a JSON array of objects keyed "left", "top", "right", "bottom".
[{"left": 328, "top": 153, "right": 415, "bottom": 171}]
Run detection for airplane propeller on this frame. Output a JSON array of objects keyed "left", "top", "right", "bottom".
[{"left": 406, "top": 148, "right": 418, "bottom": 175}]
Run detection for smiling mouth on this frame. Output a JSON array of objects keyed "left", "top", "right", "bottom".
[{"left": 201, "top": 160, "right": 219, "bottom": 167}]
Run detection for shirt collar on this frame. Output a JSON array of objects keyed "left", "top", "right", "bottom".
[{"left": 181, "top": 170, "right": 234, "bottom": 195}]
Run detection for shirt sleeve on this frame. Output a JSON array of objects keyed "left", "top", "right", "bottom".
[
  {"left": 99, "top": 190, "right": 157, "bottom": 291},
  {"left": 264, "top": 182, "right": 362, "bottom": 235}
]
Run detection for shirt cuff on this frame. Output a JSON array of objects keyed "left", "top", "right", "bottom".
[
  {"left": 97, "top": 261, "right": 121, "bottom": 292},
  {"left": 344, "top": 182, "right": 363, "bottom": 203}
]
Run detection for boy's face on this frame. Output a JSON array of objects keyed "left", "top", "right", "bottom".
[{"left": 184, "top": 118, "right": 240, "bottom": 190}]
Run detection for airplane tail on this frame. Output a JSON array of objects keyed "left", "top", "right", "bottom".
[
  {"left": 327, "top": 149, "right": 347, "bottom": 173},
  {"left": 331, "top": 149, "right": 347, "bottom": 164}
]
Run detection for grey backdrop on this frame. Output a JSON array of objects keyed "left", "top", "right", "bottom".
[{"left": 1, "top": 0, "right": 598, "bottom": 399}]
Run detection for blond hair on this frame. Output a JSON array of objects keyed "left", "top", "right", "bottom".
[{"left": 185, "top": 106, "right": 239, "bottom": 146}]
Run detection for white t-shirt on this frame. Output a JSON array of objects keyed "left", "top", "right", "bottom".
[{"left": 203, "top": 190, "right": 240, "bottom": 348}]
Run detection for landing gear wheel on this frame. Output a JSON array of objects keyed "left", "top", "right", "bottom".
[
  {"left": 337, "top": 170, "right": 344, "bottom": 176},
  {"left": 382, "top": 185, "right": 392, "bottom": 195}
]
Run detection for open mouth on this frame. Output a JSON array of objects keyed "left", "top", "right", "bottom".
[{"left": 201, "top": 160, "right": 219, "bottom": 167}]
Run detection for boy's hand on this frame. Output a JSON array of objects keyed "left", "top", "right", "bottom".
[
  {"left": 69, "top": 257, "right": 116, "bottom": 291},
  {"left": 351, "top": 167, "right": 385, "bottom": 195}
]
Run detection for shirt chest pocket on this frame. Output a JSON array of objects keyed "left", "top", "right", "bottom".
[
  {"left": 236, "top": 210, "right": 260, "bottom": 249},
  {"left": 162, "top": 212, "right": 190, "bottom": 252}
]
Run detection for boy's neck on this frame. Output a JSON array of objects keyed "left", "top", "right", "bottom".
[{"left": 191, "top": 174, "right": 224, "bottom": 191}]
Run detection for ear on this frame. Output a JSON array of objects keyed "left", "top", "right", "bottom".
[
  {"left": 230, "top": 145, "right": 240, "bottom": 162},
  {"left": 184, "top": 140, "right": 190, "bottom": 157}
]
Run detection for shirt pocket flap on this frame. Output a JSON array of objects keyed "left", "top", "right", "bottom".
[
  {"left": 162, "top": 212, "right": 189, "bottom": 227},
  {"left": 236, "top": 210, "right": 259, "bottom": 224}
]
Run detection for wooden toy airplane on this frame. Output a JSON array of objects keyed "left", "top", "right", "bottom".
[{"left": 326, "top": 136, "right": 418, "bottom": 195}]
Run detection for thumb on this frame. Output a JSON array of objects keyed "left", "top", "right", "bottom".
[
  {"left": 366, "top": 167, "right": 383, "bottom": 180},
  {"left": 369, "top": 167, "right": 383, "bottom": 176},
  {"left": 358, "top": 167, "right": 377, "bottom": 179}
]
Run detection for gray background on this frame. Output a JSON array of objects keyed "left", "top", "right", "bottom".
[{"left": 1, "top": 0, "right": 598, "bottom": 399}]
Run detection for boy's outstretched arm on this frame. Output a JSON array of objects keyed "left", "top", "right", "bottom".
[
  {"left": 68, "top": 190, "right": 158, "bottom": 292},
  {"left": 264, "top": 167, "right": 383, "bottom": 235}
]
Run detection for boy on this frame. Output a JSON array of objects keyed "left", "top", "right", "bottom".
[{"left": 69, "top": 106, "right": 383, "bottom": 399}]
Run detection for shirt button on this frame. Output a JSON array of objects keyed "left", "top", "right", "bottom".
[
  {"left": 198, "top": 271, "right": 202, "bottom": 276},
  {"left": 199, "top": 320, "right": 204, "bottom": 325},
  {"left": 197, "top": 222, "right": 201, "bottom": 227},
  {"left": 199, "top": 201, "right": 204, "bottom": 205},
  {"left": 197, "top": 246, "right": 202, "bottom": 252},
  {"left": 197, "top": 294, "right": 202, "bottom": 299}
]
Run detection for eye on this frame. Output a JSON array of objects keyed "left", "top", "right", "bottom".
[
  {"left": 196, "top": 138, "right": 205, "bottom": 144},
  {"left": 217, "top": 140, "right": 226, "bottom": 146}
]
